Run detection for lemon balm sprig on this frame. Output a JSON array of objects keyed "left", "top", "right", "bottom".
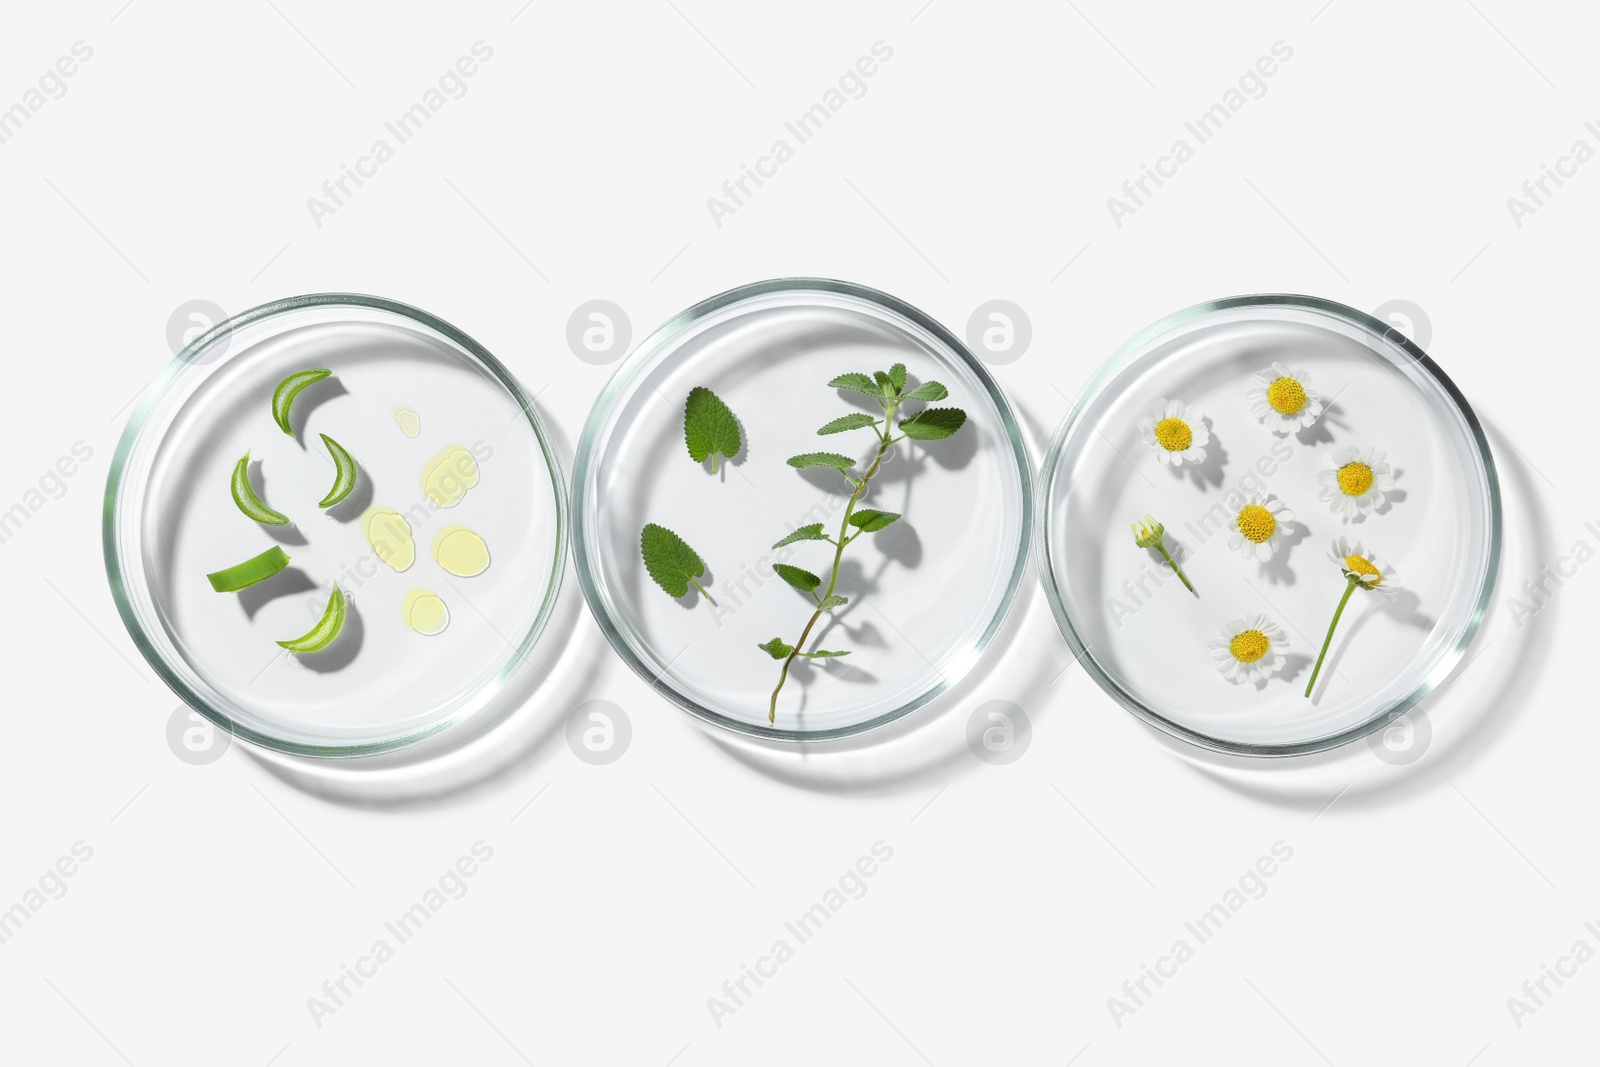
[
  {"left": 1131, "top": 515, "right": 1194, "bottom": 593},
  {"left": 761, "top": 364, "right": 966, "bottom": 723},
  {"left": 1305, "top": 538, "right": 1400, "bottom": 698}
]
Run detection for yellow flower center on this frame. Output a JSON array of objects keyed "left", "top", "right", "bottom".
[
  {"left": 1236, "top": 504, "right": 1277, "bottom": 543},
  {"left": 1266, "top": 376, "right": 1307, "bottom": 415},
  {"left": 1337, "top": 461, "right": 1375, "bottom": 496},
  {"left": 1229, "top": 629, "right": 1270, "bottom": 663},
  {"left": 1345, "top": 554, "right": 1381, "bottom": 584},
  {"left": 1155, "top": 417, "right": 1192, "bottom": 452}
]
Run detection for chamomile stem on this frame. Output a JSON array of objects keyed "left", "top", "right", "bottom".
[
  {"left": 1156, "top": 543, "right": 1194, "bottom": 593},
  {"left": 1305, "top": 577, "right": 1358, "bottom": 699},
  {"left": 769, "top": 406, "right": 898, "bottom": 722}
]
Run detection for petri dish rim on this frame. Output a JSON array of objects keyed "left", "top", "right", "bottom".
[
  {"left": 103, "top": 292, "right": 569, "bottom": 758},
  {"left": 570, "top": 277, "right": 1034, "bottom": 743},
  {"left": 1035, "top": 293, "right": 1502, "bottom": 758}
]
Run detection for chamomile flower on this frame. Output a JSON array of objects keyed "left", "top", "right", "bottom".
[
  {"left": 1209, "top": 614, "right": 1290, "bottom": 685},
  {"left": 1131, "top": 513, "right": 1195, "bottom": 593},
  {"left": 1317, "top": 445, "right": 1396, "bottom": 520},
  {"left": 1246, "top": 362, "right": 1324, "bottom": 434},
  {"left": 1137, "top": 399, "right": 1210, "bottom": 467},
  {"left": 1327, "top": 537, "right": 1399, "bottom": 598},
  {"left": 1227, "top": 492, "right": 1295, "bottom": 561},
  {"left": 1305, "top": 539, "right": 1402, "bottom": 698}
]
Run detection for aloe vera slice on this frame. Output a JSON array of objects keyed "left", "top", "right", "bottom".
[
  {"left": 207, "top": 546, "right": 291, "bottom": 592},
  {"left": 271, "top": 368, "right": 332, "bottom": 436},
  {"left": 230, "top": 452, "right": 290, "bottom": 525},
  {"left": 317, "top": 433, "right": 358, "bottom": 508},
  {"left": 278, "top": 586, "right": 347, "bottom": 652}
]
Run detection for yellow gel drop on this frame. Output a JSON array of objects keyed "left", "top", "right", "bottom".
[
  {"left": 362, "top": 507, "right": 415, "bottom": 572},
  {"left": 421, "top": 445, "right": 480, "bottom": 508},
  {"left": 433, "top": 525, "right": 490, "bottom": 577},
  {"left": 403, "top": 588, "right": 450, "bottom": 636},
  {"left": 395, "top": 408, "right": 421, "bottom": 437}
]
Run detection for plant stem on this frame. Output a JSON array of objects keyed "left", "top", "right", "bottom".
[
  {"left": 691, "top": 578, "right": 715, "bottom": 605},
  {"left": 1305, "top": 577, "right": 1358, "bottom": 698},
  {"left": 769, "top": 409, "right": 898, "bottom": 722},
  {"left": 1156, "top": 543, "right": 1194, "bottom": 593}
]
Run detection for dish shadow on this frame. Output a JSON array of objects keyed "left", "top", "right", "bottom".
[{"left": 326, "top": 462, "right": 375, "bottom": 522}]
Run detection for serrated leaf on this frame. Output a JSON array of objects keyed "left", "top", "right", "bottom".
[
  {"left": 772, "top": 524, "right": 829, "bottom": 549},
  {"left": 684, "top": 386, "right": 742, "bottom": 473},
  {"left": 772, "top": 563, "right": 821, "bottom": 592},
  {"left": 827, "top": 372, "right": 878, "bottom": 396},
  {"left": 889, "top": 363, "right": 907, "bottom": 392},
  {"left": 849, "top": 509, "right": 901, "bottom": 533},
  {"left": 873, "top": 370, "right": 894, "bottom": 394},
  {"left": 787, "top": 452, "right": 857, "bottom": 471},
  {"left": 817, "top": 595, "right": 848, "bottom": 611},
  {"left": 899, "top": 406, "right": 968, "bottom": 441},
  {"left": 817, "top": 413, "right": 878, "bottom": 436},
  {"left": 640, "top": 522, "right": 710, "bottom": 600},
  {"left": 757, "top": 637, "right": 793, "bottom": 660},
  {"left": 798, "top": 649, "right": 851, "bottom": 658},
  {"left": 903, "top": 380, "right": 948, "bottom": 402}
]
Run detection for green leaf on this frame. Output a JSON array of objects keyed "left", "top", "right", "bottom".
[
  {"left": 772, "top": 524, "right": 829, "bottom": 549},
  {"left": 772, "top": 563, "right": 821, "bottom": 592},
  {"left": 817, "top": 413, "right": 878, "bottom": 436},
  {"left": 849, "top": 509, "right": 901, "bottom": 533},
  {"left": 316, "top": 433, "right": 359, "bottom": 508},
  {"left": 798, "top": 649, "right": 851, "bottom": 658},
  {"left": 903, "top": 380, "right": 948, "bottom": 402},
  {"left": 271, "top": 368, "right": 332, "bottom": 436},
  {"left": 899, "top": 406, "right": 968, "bottom": 441},
  {"left": 757, "top": 637, "right": 793, "bottom": 660},
  {"left": 230, "top": 452, "right": 291, "bottom": 526},
  {"left": 277, "top": 586, "right": 348, "bottom": 653},
  {"left": 827, "top": 372, "right": 878, "bottom": 396},
  {"left": 787, "top": 452, "right": 857, "bottom": 471},
  {"left": 640, "top": 523, "right": 710, "bottom": 600},
  {"left": 889, "top": 363, "right": 907, "bottom": 392},
  {"left": 684, "top": 386, "right": 742, "bottom": 473},
  {"left": 873, "top": 370, "right": 895, "bottom": 394},
  {"left": 206, "top": 546, "right": 292, "bottom": 592},
  {"left": 817, "top": 595, "right": 848, "bottom": 611}
]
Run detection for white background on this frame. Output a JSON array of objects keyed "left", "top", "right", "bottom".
[{"left": 1, "top": 0, "right": 1594, "bottom": 1063}]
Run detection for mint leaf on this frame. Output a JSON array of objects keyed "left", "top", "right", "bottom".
[
  {"left": 684, "top": 386, "right": 742, "bottom": 474},
  {"left": 798, "top": 649, "right": 850, "bottom": 658},
  {"left": 904, "top": 380, "right": 948, "bottom": 402},
  {"left": 772, "top": 524, "right": 829, "bottom": 549},
  {"left": 849, "top": 509, "right": 901, "bottom": 533},
  {"left": 889, "top": 363, "right": 907, "bottom": 392},
  {"left": 757, "top": 637, "right": 793, "bottom": 660},
  {"left": 817, "top": 413, "right": 878, "bottom": 436},
  {"left": 787, "top": 452, "right": 857, "bottom": 471},
  {"left": 772, "top": 563, "right": 821, "bottom": 592},
  {"left": 640, "top": 523, "right": 711, "bottom": 600},
  {"left": 817, "top": 594, "right": 848, "bottom": 610},
  {"left": 899, "top": 406, "right": 967, "bottom": 441},
  {"left": 827, "top": 372, "right": 878, "bottom": 396}
]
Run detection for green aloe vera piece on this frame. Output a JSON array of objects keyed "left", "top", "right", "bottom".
[
  {"left": 317, "top": 434, "right": 358, "bottom": 508},
  {"left": 277, "top": 586, "right": 347, "bottom": 653},
  {"left": 271, "top": 368, "right": 332, "bottom": 436},
  {"left": 230, "top": 452, "right": 290, "bottom": 525},
  {"left": 207, "top": 546, "right": 291, "bottom": 592}
]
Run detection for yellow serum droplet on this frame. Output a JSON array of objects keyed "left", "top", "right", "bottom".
[
  {"left": 432, "top": 524, "right": 490, "bottom": 577},
  {"left": 402, "top": 588, "right": 450, "bottom": 636},
  {"left": 361, "top": 506, "right": 415, "bottom": 572},
  {"left": 421, "top": 444, "right": 480, "bottom": 508},
  {"left": 394, "top": 407, "right": 421, "bottom": 437}
]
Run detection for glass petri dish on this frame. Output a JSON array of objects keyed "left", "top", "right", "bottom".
[
  {"left": 571, "top": 279, "right": 1032, "bottom": 741},
  {"left": 1038, "top": 295, "right": 1500, "bottom": 756},
  {"left": 104, "top": 294, "right": 566, "bottom": 757}
]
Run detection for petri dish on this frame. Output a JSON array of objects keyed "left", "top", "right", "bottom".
[
  {"left": 571, "top": 278, "right": 1032, "bottom": 741},
  {"left": 105, "top": 294, "right": 566, "bottom": 756},
  {"left": 1039, "top": 295, "right": 1500, "bottom": 755}
]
